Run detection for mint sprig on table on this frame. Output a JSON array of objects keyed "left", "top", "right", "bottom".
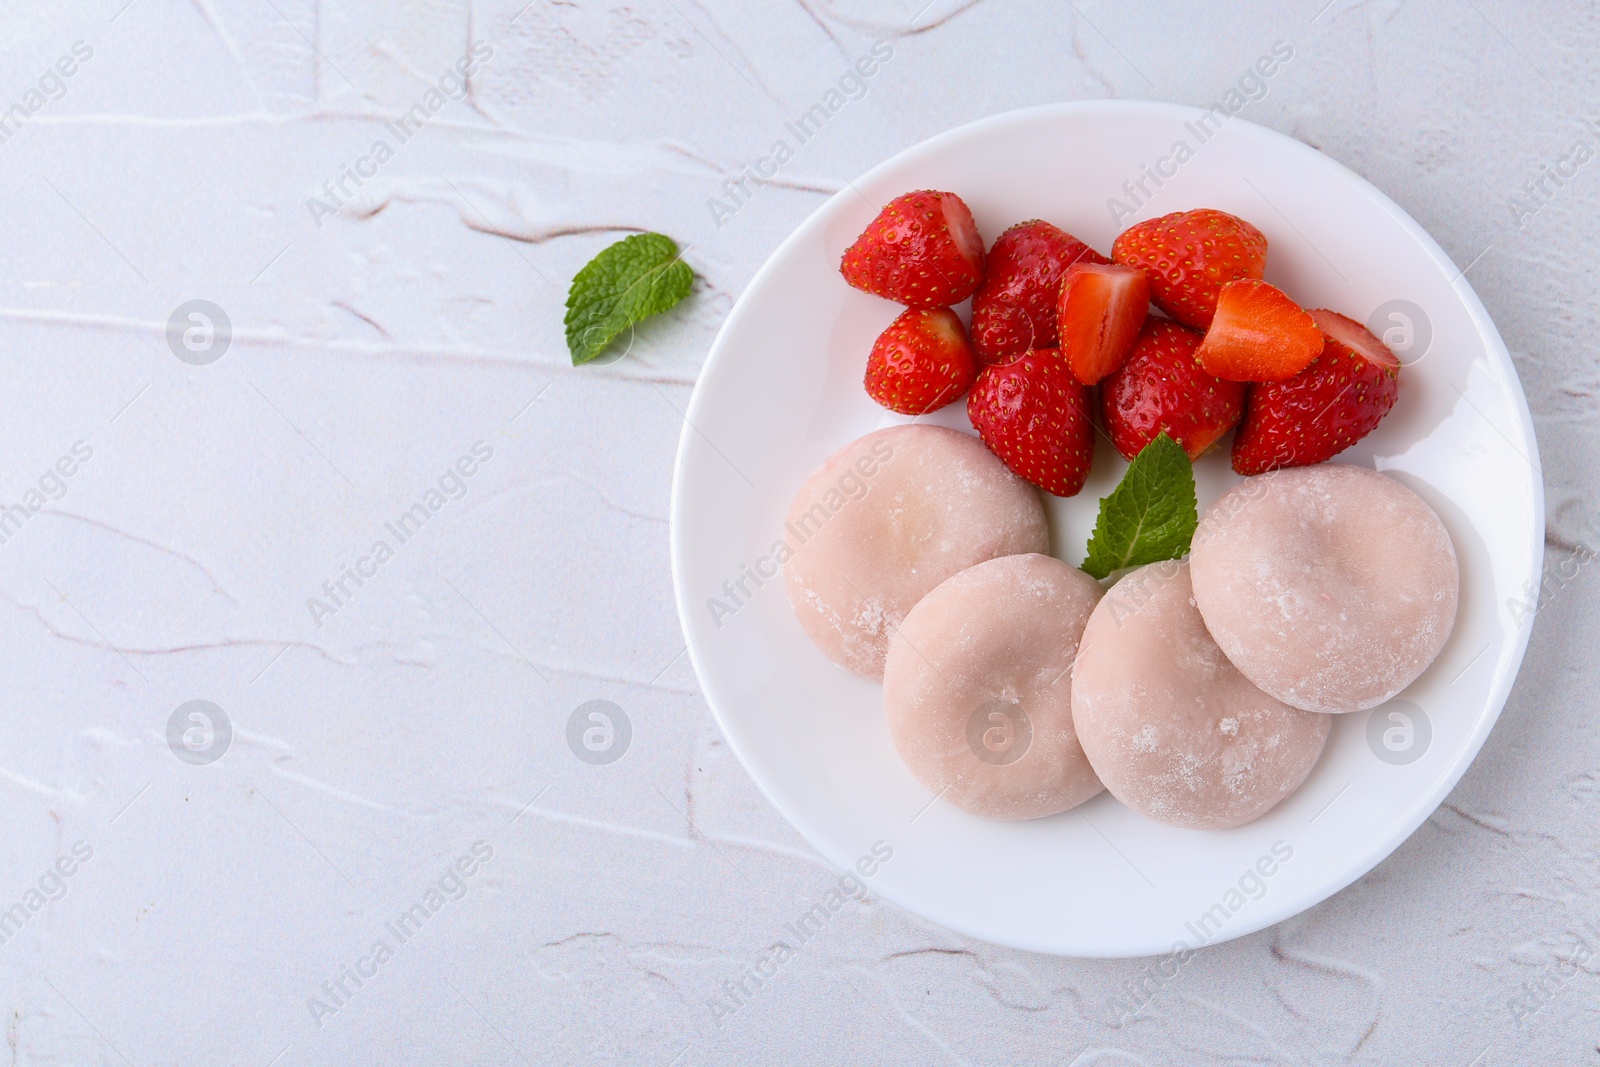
[
  {"left": 1081, "top": 432, "right": 1198, "bottom": 580},
  {"left": 564, "top": 233, "right": 694, "bottom": 365}
]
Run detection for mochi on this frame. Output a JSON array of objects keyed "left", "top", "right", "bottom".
[
  {"left": 1190, "top": 464, "right": 1459, "bottom": 713},
  {"left": 884, "top": 553, "right": 1104, "bottom": 820},
  {"left": 783, "top": 425, "right": 1048, "bottom": 680},
  {"left": 1071, "top": 560, "right": 1331, "bottom": 830}
]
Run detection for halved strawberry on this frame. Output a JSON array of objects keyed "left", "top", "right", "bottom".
[
  {"left": 966, "top": 349, "right": 1095, "bottom": 497},
  {"left": 1111, "top": 208, "right": 1267, "bottom": 329},
  {"left": 1231, "top": 309, "right": 1401, "bottom": 475},
  {"left": 863, "top": 308, "right": 978, "bottom": 415},
  {"left": 970, "top": 220, "right": 1108, "bottom": 363},
  {"left": 1195, "top": 279, "right": 1323, "bottom": 382},
  {"left": 1101, "top": 319, "right": 1246, "bottom": 460},
  {"left": 840, "top": 190, "right": 985, "bottom": 308},
  {"left": 1058, "top": 262, "right": 1150, "bottom": 385}
]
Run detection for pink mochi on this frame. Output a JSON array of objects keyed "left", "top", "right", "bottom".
[
  {"left": 1190, "top": 464, "right": 1459, "bottom": 714},
  {"left": 783, "top": 425, "right": 1048, "bottom": 680},
  {"left": 884, "top": 553, "right": 1105, "bottom": 820},
  {"left": 1072, "top": 560, "right": 1331, "bottom": 830}
]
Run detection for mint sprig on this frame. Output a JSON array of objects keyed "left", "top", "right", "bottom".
[
  {"left": 565, "top": 233, "right": 694, "bottom": 366},
  {"left": 1081, "top": 432, "right": 1198, "bottom": 580}
]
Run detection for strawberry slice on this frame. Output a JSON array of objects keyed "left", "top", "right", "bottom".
[
  {"left": 1231, "top": 309, "right": 1401, "bottom": 475},
  {"left": 1111, "top": 208, "right": 1266, "bottom": 329},
  {"left": 863, "top": 308, "right": 978, "bottom": 415},
  {"left": 970, "top": 220, "right": 1108, "bottom": 363},
  {"left": 1102, "top": 319, "right": 1246, "bottom": 460},
  {"left": 966, "top": 349, "right": 1096, "bottom": 497},
  {"left": 1195, "top": 279, "right": 1323, "bottom": 382},
  {"left": 1057, "top": 262, "right": 1150, "bottom": 385},
  {"left": 840, "top": 190, "right": 985, "bottom": 308}
]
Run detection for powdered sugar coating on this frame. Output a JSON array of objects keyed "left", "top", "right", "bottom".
[
  {"left": 783, "top": 425, "right": 1048, "bottom": 680},
  {"left": 1072, "top": 560, "right": 1331, "bottom": 830},
  {"left": 883, "top": 554, "right": 1104, "bottom": 820},
  {"left": 1190, "top": 464, "right": 1459, "bottom": 714}
]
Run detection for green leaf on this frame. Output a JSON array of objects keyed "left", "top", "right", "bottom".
[
  {"left": 1081, "top": 432, "right": 1198, "bottom": 580},
  {"left": 564, "top": 233, "right": 694, "bottom": 366}
]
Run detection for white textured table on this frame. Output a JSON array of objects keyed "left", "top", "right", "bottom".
[{"left": 0, "top": 1, "right": 1593, "bottom": 1063}]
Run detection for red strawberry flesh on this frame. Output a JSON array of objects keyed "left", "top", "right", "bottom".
[
  {"left": 1195, "top": 279, "right": 1323, "bottom": 382},
  {"left": 1058, "top": 262, "right": 1150, "bottom": 385},
  {"left": 1308, "top": 307, "right": 1401, "bottom": 371}
]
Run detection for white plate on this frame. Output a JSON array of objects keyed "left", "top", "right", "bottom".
[{"left": 669, "top": 101, "right": 1542, "bottom": 958}]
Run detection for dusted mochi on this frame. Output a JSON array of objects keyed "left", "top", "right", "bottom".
[
  {"left": 883, "top": 554, "right": 1104, "bottom": 820},
  {"left": 783, "top": 425, "right": 1048, "bottom": 680},
  {"left": 1072, "top": 561, "right": 1330, "bottom": 830},
  {"left": 1190, "top": 464, "right": 1459, "bottom": 714}
]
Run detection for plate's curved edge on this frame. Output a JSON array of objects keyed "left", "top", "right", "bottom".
[{"left": 668, "top": 101, "right": 1546, "bottom": 958}]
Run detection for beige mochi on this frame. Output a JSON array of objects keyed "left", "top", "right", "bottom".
[
  {"left": 1189, "top": 464, "right": 1460, "bottom": 714},
  {"left": 783, "top": 425, "right": 1048, "bottom": 680},
  {"left": 883, "top": 553, "right": 1105, "bottom": 820},
  {"left": 1072, "top": 560, "right": 1331, "bottom": 830}
]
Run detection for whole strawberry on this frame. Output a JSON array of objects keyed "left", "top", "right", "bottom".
[
  {"left": 1232, "top": 309, "right": 1400, "bottom": 475},
  {"left": 1111, "top": 208, "right": 1267, "bottom": 329},
  {"left": 966, "top": 349, "right": 1096, "bottom": 497},
  {"left": 840, "top": 190, "right": 985, "bottom": 308},
  {"left": 863, "top": 308, "right": 978, "bottom": 415},
  {"left": 970, "top": 221, "right": 1108, "bottom": 363},
  {"left": 1101, "top": 319, "right": 1246, "bottom": 461}
]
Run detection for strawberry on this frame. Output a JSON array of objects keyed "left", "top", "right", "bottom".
[
  {"left": 863, "top": 308, "right": 978, "bottom": 415},
  {"left": 1102, "top": 319, "right": 1246, "bottom": 460},
  {"left": 970, "top": 221, "right": 1108, "bottom": 363},
  {"left": 1057, "top": 262, "right": 1150, "bottom": 385},
  {"left": 966, "top": 349, "right": 1095, "bottom": 497},
  {"left": 1111, "top": 208, "right": 1267, "bottom": 329},
  {"left": 1231, "top": 308, "right": 1401, "bottom": 475},
  {"left": 840, "top": 190, "right": 985, "bottom": 308},
  {"left": 1194, "top": 279, "right": 1323, "bottom": 382}
]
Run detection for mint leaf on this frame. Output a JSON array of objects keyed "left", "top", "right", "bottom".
[
  {"left": 565, "top": 233, "right": 694, "bottom": 366},
  {"left": 1081, "top": 432, "right": 1198, "bottom": 580}
]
